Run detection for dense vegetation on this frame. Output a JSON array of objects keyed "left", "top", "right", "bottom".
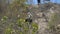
[
  {"left": 0, "top": 0, "right": 60, "bottom": 34},
  {"left": 0, "top": 0, "right": 38, "bottom": 34}
]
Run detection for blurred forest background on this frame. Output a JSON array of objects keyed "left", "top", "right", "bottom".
[
  {"left": 0, "top": 0, "right": 60, "bottom": 34},
  {"left": 0, "top": 0, "right": 38, "bottom": 34}
]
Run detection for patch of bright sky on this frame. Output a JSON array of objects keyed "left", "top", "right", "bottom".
[
  {"left": 6, "top": 0, "right": 60, "bottom": 4},
  {"left": 33, "top": 0, "right": 60, "bottom": 4}
]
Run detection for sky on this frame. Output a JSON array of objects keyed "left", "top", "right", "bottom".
[
  {"left": 30, "top": 0, "right": 60, "bottom": 4},
  {"left": 6, "top": 0, "right": 60, "bottom": 4}
]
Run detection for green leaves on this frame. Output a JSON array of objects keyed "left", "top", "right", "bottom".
[
  {"left": 1, "top": 16, "right": 8, "bottom": 21},
  {"left": 0, "top": 0, "right": 38, "bottom": 34},
  {"left": 32, "top": 23, "right": 38, "bottom": 34},
  {"left": 20, "top": 32, "right": 23, "bottom": 34},
  {"left": 16, "top": 18, "right": 38, "bottom": 34},
  {"left": 24, "top": 26, "right": 29, "bottom": 31},
  {"left": 5, "top": 28, "right": 13, "bottom": 34},
  {"left": 17, "top": 19, "right": 25, "bottom": 27}
]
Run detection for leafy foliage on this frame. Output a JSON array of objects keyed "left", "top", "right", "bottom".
[
  {"left": 0, "top": 0, "right": 38, "bottom": 34},
  {"left": 17, "top": 18, "right": 38, "bottom": 34},
  {"left": 5, "top": 28, "right": 13, "bottom": 34}
]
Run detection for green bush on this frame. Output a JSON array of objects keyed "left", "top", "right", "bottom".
[{"left": 16, "top": 18, "right": 38, "bottom": 34}]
